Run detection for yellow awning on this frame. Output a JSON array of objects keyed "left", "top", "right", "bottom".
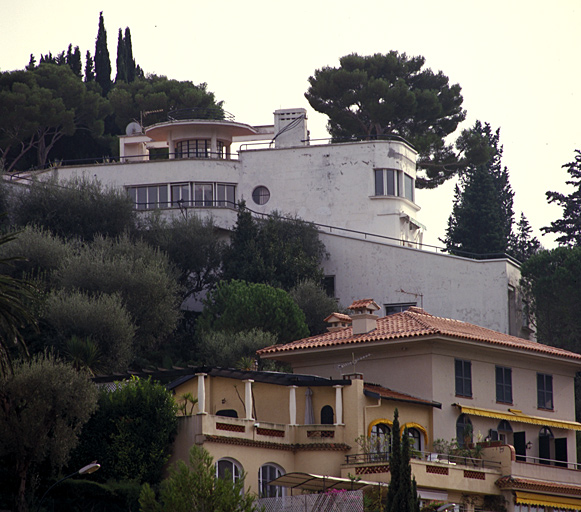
[
  {"left": 516, "top": 491, "right": 581, "bottom": 510},
  {"left": 454, "top": 404, "right": 581, "bottom": 431}
]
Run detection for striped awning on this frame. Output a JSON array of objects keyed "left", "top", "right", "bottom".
[
  {"left": 454, "top": 404, "right": 581, "bottom": 431},
  {"left": 516, "top": 491, "right": 581, "bottom": 511}
]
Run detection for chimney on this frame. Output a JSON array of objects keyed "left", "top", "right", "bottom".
[
  {"left": 273, "top": 108, "right": 308, "bottom": 148},
  {"left": 348, "top": 299, "right": 380, "bottom": 335},
  {"left": 324, "top": 313, "right": 352, "bottom": 332}
]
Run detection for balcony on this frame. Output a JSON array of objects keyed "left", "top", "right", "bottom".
[{"left": 175, "top": 414, "right": 347, "bottom": 451}]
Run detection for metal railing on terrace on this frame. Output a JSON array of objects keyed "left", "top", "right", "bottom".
[
  {"left": 515, "top": 453, "right": 581, "bottom": 471},
  {"left": 344, "top": 450, "right": 502, "bottom": 471}
]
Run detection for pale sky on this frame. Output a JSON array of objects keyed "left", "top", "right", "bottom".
[{"left": 2, "top": 0, "right": 580, "bottom": 248}]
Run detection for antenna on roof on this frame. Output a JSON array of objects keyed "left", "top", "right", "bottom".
[{"left": 337, "top": 352, "right": 371, "bottom": 371}]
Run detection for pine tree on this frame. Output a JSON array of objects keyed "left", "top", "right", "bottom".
[
  {"left": 442, "top": 121, "right": 514, "bottom": 256},
  {"left": 26, "top": 54, "right": 36, "bottom": 70},
  {"left": 542, "top": 149, "right": 581, "bottom": 246},
  {"left": 94, "top": 11, "right": 112, "bottom": 95},
  {"left": 509, "top": 213, "right": 541, "bottom": 262}
]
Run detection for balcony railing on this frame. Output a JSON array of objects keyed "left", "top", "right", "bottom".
[{"left": 344, "top": 451, "right": 501, "bottom": 471}]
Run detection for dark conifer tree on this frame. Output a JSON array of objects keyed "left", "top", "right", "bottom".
[
  {"left": 84, "top": 51, "right": 95, "bottom": 82},
  {"left": 66, "top": 44, "right": 82, "bottom": 78},
  {"left": 443, "top": 121, "right": 514, "bottom": 256},
  {"left": 509, "top": 213, "right": 541, "bottom": 262},
  {"left": 124, "top": 27, "right": 137, "bottom": 82},
  {"left": 542, "top": 149, "right": 581, "bottom": 247},
  {"left": 26, "top": 54, "right": 36, "bottom": 70},
  {"left": 94, "top": 11, "right": 112, "bottom": 95},
  {"left": 115, "top": 28, "right": 127, "bottom": 82}
]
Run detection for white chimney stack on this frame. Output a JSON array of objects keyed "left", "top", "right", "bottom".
[{"left": 348, "top": 299, "right": 380, "bottom": 335}]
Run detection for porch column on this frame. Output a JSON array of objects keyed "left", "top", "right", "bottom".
[
  {"left": 289, "top": 386, "right": 298, "bottom": 425},
  {"left": 244, "top": 379, "right": 254, "bottom": 420},
  {"left": 211, "top": 133, "right": 218, "bottom": 158},
  {"left": 196, "top": 373, "right": 207, "bottom": 414},
  {"left": 334, "top": 385, "right": 344, "bottom": 425},
  {"left": 168, "top": 131, "right": 175, "bottom": 159}
]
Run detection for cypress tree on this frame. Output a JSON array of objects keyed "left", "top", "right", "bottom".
[
  {"left": 386, "top": 409, "right": 401, "bottom": 511},
  {"left": 66, "top": 44, "right": 82, "bottom": 78},
  {"left": 84, "top": 50, "right": 95, "bottom": 82},
  {"left": 94, "top": 11, "right": 112, "bottom": 95},
  {"left": 124, "top": 27, "right": 136, "bottom": 82},
  {"left": 115, "top": 28, "right": 127, "bottom": 82}
]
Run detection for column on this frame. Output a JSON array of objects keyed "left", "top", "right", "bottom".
[
  {"left": 289, "top": 386, "right": 298, "bottom": 425},
  {"left": 244, "top": 379, "right": 254, "bottom": 420},
  {"left": 196, "top": 373, "right": 206, "bottom": 414},
  {"left": 334, "top": 385, "right": 343, "bottom": 425}
]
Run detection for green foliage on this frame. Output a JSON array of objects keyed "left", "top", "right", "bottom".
[
  {"left": 199, "top": 280, "right": 309, "bottom": 344},
  {"left": 53, "top": 235, "right": 181, "bottom": 353},
  {"left": 139, "top": 445, "right": 257, "bottom": 512},
  {"left": 197, "top": 328, "right": 277, "bottom": 368},
  {"left": 108, "top": 74, "right": 224, "bottom": 133},
  {"left": 385, "top": 409, "right": 420, "bottom": 512},
  {"left": 44, "top": 289, "right": 135, "bottom": 372},
  {"left": 520, "top": 247, "right": 581, "bottom": 352},
  {"left": 542, "top": 149, "right": 581, "bottom": 246},
  {"left": 0, "top": 63, "right": 109, "bottom": 172},
  {"left": 71, "top": 377, "right": 177, "bottom": 486},
  {"left": 305, "top": 52, "right": 466, "bottom": 188},
  {"left": 0, "top": 352, "right": 98, "bottom": 512},
  {"left": 11, "top": 176, "right": 136, "bottom": 241},
  {"left": 95, "top": 12, "right": 112, "bottom": 95},
  {"left": 139, "top": 213, "right": 224, "bottom": 301},
  {"left": 508, "top": 213, "right": 541, "bottom": 263},
  {"left": 223, "top": 204, "right": 327, "bottom": 291},
  {"left": 0, "top": 230, "right": 38, "bottom": 375},
  {"left": 442, "top": 122, "right": 514, "bottom": 256},
  {"left": 290, "top": 280, "right": 341, "bottom": 335}
]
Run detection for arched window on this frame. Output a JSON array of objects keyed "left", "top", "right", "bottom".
[
  {"left": 369, "top": 423, "right": 391, "bottom": 454},
  {"left": 259, "top": 463, "right": 285, "bottom": 498},
  {"left": 497, "top": 420, "right": 512, "bottom": 444},
  {"left": 408, "top": 427, "right": 422, "bottom": 452},
  {"left": 321, "top": 405, "right": 334, "bottom": 425},
  {"left": 216, "top": 458, "right": 242, "bottom": 483},
  {"left": 456, "top": 414, "right": 473, "bottom": 447},
  {"left": 539, "top": 426, "right": 554, "bottom": 464}
]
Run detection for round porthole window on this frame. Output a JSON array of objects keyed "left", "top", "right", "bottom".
[{"left": 252, "top": 186, "right": 270, "bottom": 205}]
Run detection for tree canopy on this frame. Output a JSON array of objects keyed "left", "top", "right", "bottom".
[
  {"left": 305, "top": 52, "right": 467, "bottom": 188},
  {"left": 139, "top": 445, "right": 257, "bottom": 512},
  {"left": 0, "top": 352, "right": 98, "bottom": 512},
  {"left": 198, "top": 280, "right": 309, "bottom": 344},
  {"left": 542, "top": 149, "right": 581, "bottom": 246},
  {"left": 70, "top": 377, "right": 177, "bottom": 486},
  {"left": 442, "top": 122, "right": 515, "bottom": 256}
]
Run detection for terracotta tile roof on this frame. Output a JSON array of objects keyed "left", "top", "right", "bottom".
[
  {"left": 324, "top": 312, "right": 352, "bottom": 323},
  {"left": 257, "top": 307, "right": 581, "bottom": 362},
  {"left": 496, "top": 476, "right": 581, "bottom": 495},
  {"left": 364, "top": 382, "right": 441, "bottom": 408},
  {"left": 349, "top": 299, "right": 380, "bottom": 311}
]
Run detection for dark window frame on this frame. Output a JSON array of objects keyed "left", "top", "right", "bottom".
[
  {"left": 537, "top": 373, "right": 553, "bottom": 410},
  {"left": 496, "top": 366, "right": 513, "bottom": 404}
]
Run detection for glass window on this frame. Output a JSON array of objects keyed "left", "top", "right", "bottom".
[
  {"left": 456, "top": 414, "right": 472, "bottom": 447},
  {"left": 496, "top": 366, "right": 512, "bottom": 403},
  {"left": 171, "top": 183, "right": 191, "bottom": 208},
  {"left": 537, "top": 373, "right": 553, "bottom": 410},
  {"left": 408, "top": 428, "right": 421, "bottom": 452},
  {"left": 137, "top": 187, "right": 148, "bottom": 210},
  {"left": 374, "top": 169, "right": 397, "bottom": 196},
  {"left": 455, "top": 359, "right": 472, "bottom": 397},
  {"left": 176, "top": 139, "right": 210, "bottom": 158},
  {"left": 259, "top": 464, "right": 285, "bottom": 498},
  {"left": 369, "top": 423, "right": 391, "bottom": 454},
  {"left": 321, "top": 405, "right": 334, "bottom": 424},
  {"left": 216, "top": 458, "right": 242, "bottom": 483},
  {"left": 194, "top": 183, "right": 213, "bottom": 206},
  {"left": 252, "top": 186, "right": 270, "bottom": 205},
  {"left": 217, "top": 184, "right": 235, "bottom": 207},
  {"left": 404, "top": 173, "right": 414, "bottom": 201},
  {"left": 384, "top": 302, "right": 416, "bottom": 315}
]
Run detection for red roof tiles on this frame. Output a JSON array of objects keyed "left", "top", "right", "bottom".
[{"left": 257, "top": 307, "right": 581, "bottom": 362}]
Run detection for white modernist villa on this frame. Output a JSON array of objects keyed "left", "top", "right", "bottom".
[{"left": 22, "top": 107, "right": 528, "bottom": 338}]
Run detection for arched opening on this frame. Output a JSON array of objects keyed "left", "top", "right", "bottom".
[
  {"left": 456, "top": 414, "right": 472, "bottom": 447},
  {"left": 408, "top": 427, "right": 422, "bottom": 452},
  {"left": 321, "top": 405, "right": 334, "bottom": 425},
  {"left": 259, "top": 463, "right": 285, "bottom": 498},
  {"left": 539, "top": 426, "right": 554, "bottom": 464},
  {"left": 216, "top": 458, "right": 243, "bottom": 483},
  {"left": 369, "top": 422, "right": 391, "bottom": 456}
]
